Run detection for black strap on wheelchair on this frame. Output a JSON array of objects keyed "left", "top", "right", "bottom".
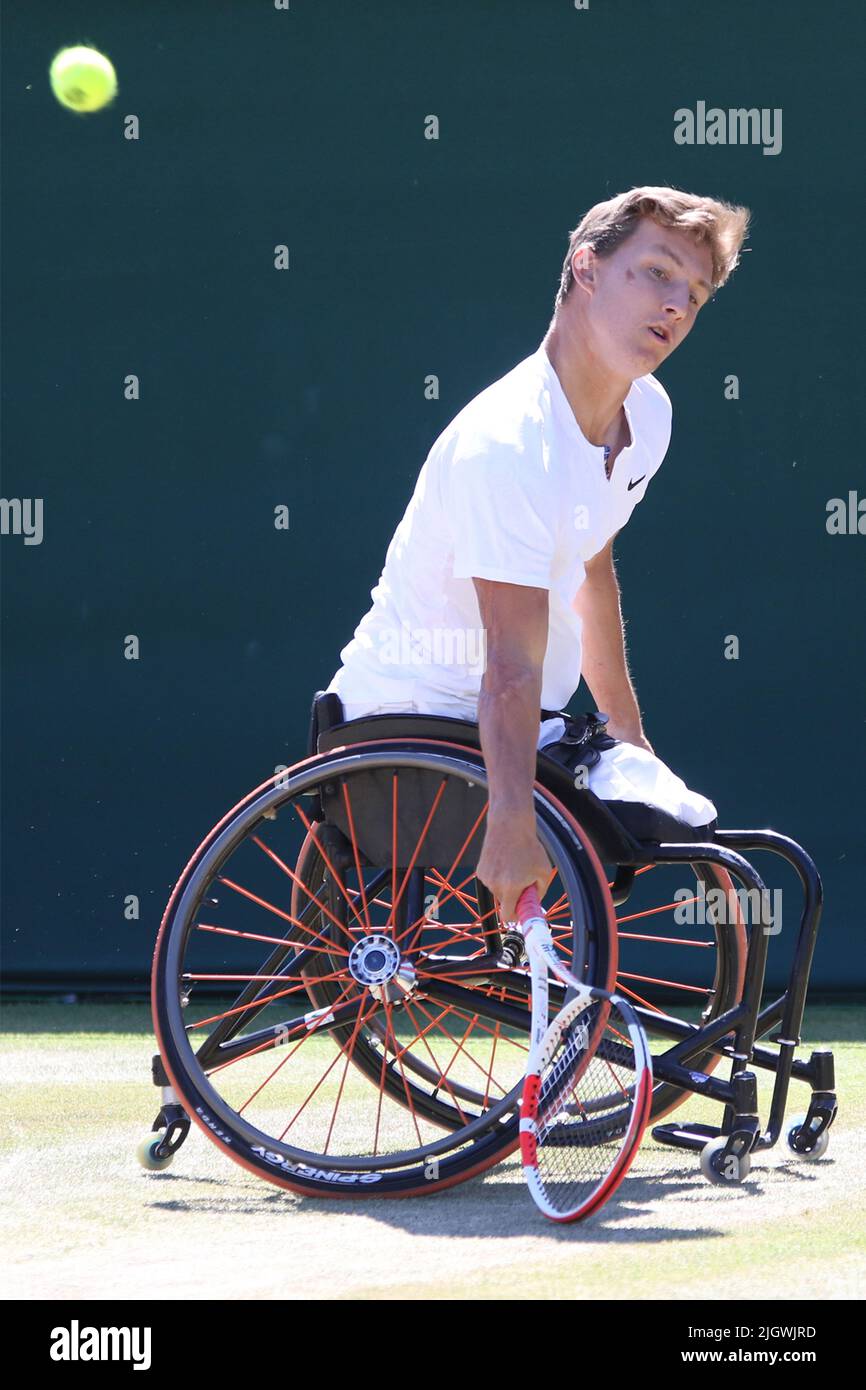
[{"left": 538, "top": 710, "right": 619, "bottom": 776}]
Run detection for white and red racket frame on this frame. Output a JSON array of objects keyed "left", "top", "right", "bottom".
[{"left": 514, "top": 885, "right": 653, "bottom": 1223}]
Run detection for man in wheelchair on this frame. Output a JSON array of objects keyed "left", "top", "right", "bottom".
[
  {"left": 147, "top": 186, "right": 836, "bottom": 1199},
  {"left": 323, "top": 186, "right": 750, "bottom": 921}
]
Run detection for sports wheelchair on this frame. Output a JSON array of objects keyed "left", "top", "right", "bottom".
[{"left": 140, "top": 690, "right": 837, "bottom": 1197}]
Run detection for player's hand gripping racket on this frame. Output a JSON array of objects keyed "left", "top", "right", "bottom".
[{"left": 514, "top": 885, "right": 652, "bottom": 1222}]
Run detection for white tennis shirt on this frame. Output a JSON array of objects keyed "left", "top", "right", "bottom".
[{"left": 326, "top": 345, "right": 672, "bottom": 717}]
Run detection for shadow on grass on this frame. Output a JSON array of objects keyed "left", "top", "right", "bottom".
[{"left": 139, "top": 1156, "right": 831, "bottom": 1243}]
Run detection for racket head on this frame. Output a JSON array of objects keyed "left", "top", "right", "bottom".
[{"left": 520, "top": 991, "right": 652, "bottom": 1223}]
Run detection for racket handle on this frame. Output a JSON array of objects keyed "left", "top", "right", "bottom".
[
  {"left": 517, "top": 885, "right": 596, "bottom": 1008},
  {"left": 515, "top": 885, "right": 559, "bottom": 958},
  {"left": 516, "top": 885, "right": 544, "bottom": 922}
]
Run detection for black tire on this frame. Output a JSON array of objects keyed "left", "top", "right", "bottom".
[{"left": 151, "top": 743, "right": 616, "bottom": 1198}]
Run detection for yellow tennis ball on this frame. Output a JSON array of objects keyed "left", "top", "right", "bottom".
[{"left": 49, "top": 46, "right": 118, "bottom": 113}]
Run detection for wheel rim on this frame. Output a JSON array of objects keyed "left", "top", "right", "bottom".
[{"left": 152, "top": 746, "right": 615, "bottom": 1185}]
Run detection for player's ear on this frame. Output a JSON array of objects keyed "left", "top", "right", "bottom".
[{"left": 570, "top": 243, "right": 597, "bottom": 294}]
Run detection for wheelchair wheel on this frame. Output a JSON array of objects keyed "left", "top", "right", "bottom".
[
  {"left": 151, "top": 742, "right": 617, "bottom": 1198},
  {"left": 602, "top": 859, "right": 747, "bottom": 1119},
  {"left": 294, "top": 843, "right": 746, "bottom": 1128},
  {"left": 290, "top": 766, "right": 747, "bottom": 1127}
]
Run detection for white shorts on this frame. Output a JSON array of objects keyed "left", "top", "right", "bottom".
[{"left": 538, "top": 717, "right": 717, "bottom": 827}]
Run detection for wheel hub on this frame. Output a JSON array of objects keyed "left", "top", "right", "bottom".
[{"left": 348, "top": 934, "right": 417, "bottom": 1004}]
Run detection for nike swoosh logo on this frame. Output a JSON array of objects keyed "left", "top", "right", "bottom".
[{"left": 627, "top": 475, "right": 647, "bottom": 491}]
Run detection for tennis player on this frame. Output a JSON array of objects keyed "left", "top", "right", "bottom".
[{"left": 324, "top": 186, "right": 750, "bottom": 919}]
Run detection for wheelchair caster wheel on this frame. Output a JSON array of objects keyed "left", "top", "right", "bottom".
[
  {"left": 786, "top": 1113, "right": 830, "bottom": 1160},
  {"left": 137, "top": 1133, "right": 174, "bottom": 1171},
  {"left": 699, "top": 1135, "right": 752, "bottom": 1185}
]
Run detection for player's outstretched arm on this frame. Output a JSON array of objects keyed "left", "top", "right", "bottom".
[{"left": 472, "top": 578, "right": 553, "bottom": 922}]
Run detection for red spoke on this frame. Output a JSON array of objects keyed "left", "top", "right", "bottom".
[
  {"left": 418, "top": 925, "right": 493, "bottom": 954},
  {"left": 194, "top": 917, "right": 347, "bottom": 961},
  {"left": 424, "top": 872, "right": 479, "bottom": 919},
  {"left": 392, "top": 809, "right": 492, "bottom": 948},
  {"left": 614, "top": 979, "right": 669, "bottom": 1016},
  {"left": 442, "top": 1006, "right": 530, "bottom": 1054},
  {"left": 184, "top": 970, "right": 346, "bottom": 983},
  {"left": 609, "top": 864, "right": 659, "bottom": 888},
  {"left": 280, "top": 1045, "right": 348, "bottom": 1137},
  {"left": 380, "top": 998, "right": 424, "bottom": 1146},
  {"left": 361, "top": 997, "right": 483, "bottom": 1125},
  {"left": 427, "top": 865, "right": 485, "bottom": 910},
  {"left": 373, "top": 1025, "right": 389, "bottom": 1157},
  {"left": 414, "top": 965, "right": 528, "bottom": 1004},
  {"left": 606, "top": 1016, "right": 634, "bottom": 1050},
  {"left": 407, "top": 997, "right": 512, "bottom": 1095},
  {"left": 195, "top": 921, "right": 344, "bottom": 955},
  {"left": 598, "top": 1018, "right": 636, "bottom": 1095},
  {"left": 386, "top": 778, "right": 449, "bottom": 932},
  {"left": 217, "top": 873, "right": 352, "bottom": 956},
  {"left": 547, "top": 865, "right": 658, "bottom": 920},
  {"left": 414, "top": 893, "right": 499, "bottom": 950},
  {"left": 229, "top": 980, "right": 360, "bottom": 1105},
  {"left": 617, "top": 931, "right": 714, "bottom": 948},
  {"left": 617, "top": 970, "right": 712, "bottom": 995},
  {"left": 189, "top": 976, "right": 348, "bottom": 1032},
  {"left": 484, "top": 990, "right": 505, "bottom": 1107},
  {"left": 615, "top": 895, "right": 701, "bottom": 926},
  {"left": 384, "top": 1000, "right": 465, "bottom": 1062},
  {"left": 248, "top": 835, "right": 359, "bottom": 948},
  {"left": 400, "top": 1001, "right": 471, "bottom": 1124},
  {"left": 346, "top": 890, "right": 391, "bottom": 910},
  {"left": 593, "top": 1057, "right": 630, "bottom": 1100},
  {"left": 391, "top": 865, "right": 497, "bottom": 954},
  {"left": 437, "top": 1009, "right": 486, "bottom": 1113},
  {"left": 429, "top": 922, "right": 499, "bottom": 949},
  {"left": 548, "top": 866, "right": 596, "bottom": 915},
  {"left": 340, "top": 782, "right": 374, "bottom": 934},
  {"left": 409, "top": 859, "right": 556, "bottom": 959},
  {"left": 203, "top": 980, "right": 358, "bottom": 1062},
  {"left": 290, "top": 804, "right": 370, "bottom": 936},
  {"left": 323, "top": 994, "right": 381, "bottom": 1152}
]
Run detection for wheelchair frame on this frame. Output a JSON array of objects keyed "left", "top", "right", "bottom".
[
  {"left": 307, "top": 691, "right": 837, "bottom": 1176},
  {"left": 142, "top": 691, "right": 837, "bottom": 1189}
]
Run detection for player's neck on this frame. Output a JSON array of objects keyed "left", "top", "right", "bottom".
[{"left": 541, "top": 318, "right": 631, "bottom": 448}]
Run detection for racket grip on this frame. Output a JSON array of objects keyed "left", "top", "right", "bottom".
[{"left": 516, "top": 885, "right": 543, "bottom": 922}]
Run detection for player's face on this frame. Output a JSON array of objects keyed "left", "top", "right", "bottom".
[{"left": 579, "top": 217, "right": 715, "bottom": 377}]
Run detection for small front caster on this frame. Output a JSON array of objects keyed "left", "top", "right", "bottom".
[
  {"left": 700, "top": 1135, "right": 752, "bottom": 1185},
  {"left": 137, "top": 1133, "right": 175, "bottom": 1170},
  {"left": 138, "top": 1099, "right": 191, "bottom": 1171},
  {"left": 786, "top": 1112, "right": 831, "bottom": 1160}
]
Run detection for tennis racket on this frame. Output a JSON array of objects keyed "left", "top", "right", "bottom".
[{"left": 515, "top": 884, "right": 652, "bottom": 1222}]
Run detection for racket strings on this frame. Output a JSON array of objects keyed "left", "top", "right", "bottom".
[{"left": 534, "top": 1000, "right": 643, "bottom": 1211}]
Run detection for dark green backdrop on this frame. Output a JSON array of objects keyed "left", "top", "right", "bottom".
[{"left": 2, "top": 0, "right": 863, "bottom": 990}]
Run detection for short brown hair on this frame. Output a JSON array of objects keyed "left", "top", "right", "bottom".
[{"left": 554, "top": 185, "right": 751, "bottom": 310}]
